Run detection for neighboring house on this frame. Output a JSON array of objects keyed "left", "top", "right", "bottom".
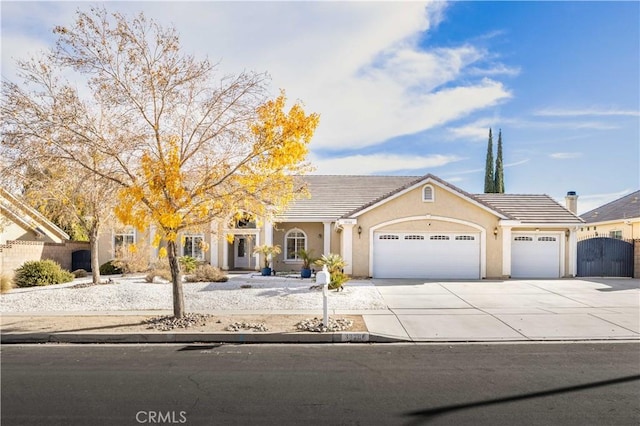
[
  {"left": 1, "top": 187, "right": 88, "bottom": 275},
  {"left": 578, "top": 190, "right": 640, "bottom": 240},
  {"left": 0, "top": 187, "right": 70, "bottom": 245},
  {"left": 97, "top": 174, "right": 584, "bottom": 279}
]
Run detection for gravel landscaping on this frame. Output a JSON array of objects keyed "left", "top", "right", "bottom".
[{"left": 0, "top": 273, "right": 387, "bottom": 313}]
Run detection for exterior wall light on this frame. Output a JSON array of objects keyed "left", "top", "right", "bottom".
[
  {"left": 357, "top": 226, "right": 362, "bottom": 238},
  {"left": 493, "top": 227, "right": 499, "bottom": 239}
]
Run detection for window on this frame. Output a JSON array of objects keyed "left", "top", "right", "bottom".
[
  {"left": 422, "top": 184, "right": 435, "bottom": 202},
  {"left": 538, "top": 236, "right": 556, "bottom": 242},
  {"left": 285, "top": 229, "right": 306, "bottom": 260},
  {"left": 183, "top": 234, "right": 205, "bottom": 260},
  {"left": 430, "top": 235, "right": 449, "bottom": 240},
  {"left": 514, "top": 236, "right": 533, "bottom": 241},
  {"left": 379, "top": 234, "right": 399, "bottom": 240},
  {"left": 455, "top": 235, "right": 475, "bottom": 241},
  {"left": 609, "top": 230, "right": 623, "bottom": 240},
  {"left": 114, "top": 228, "right": 135, "bottom": 252},
  {"left": 405, "top": 235, "right": 424, "bottom": 240}
]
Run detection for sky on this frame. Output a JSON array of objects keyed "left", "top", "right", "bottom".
[{"left": 1, "top": 1, "right": 639, "bottom": 214}]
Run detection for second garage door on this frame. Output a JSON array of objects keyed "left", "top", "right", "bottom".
[
  {"left": 511, "top": 233, "right": 561, "bottom": 278},
  {"left": 372, "top": 232, "right": 480, "bottom": 279}
]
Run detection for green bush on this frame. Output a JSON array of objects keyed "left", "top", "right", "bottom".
[
  {"left": 185, "top": 265, "right": 228, "bottom": 283},
  {"left": 99, "top": 260, "right": 123, "bottom": 275},
  {"left": 72, "top": 269, "right": 88, "bottom": 278},
  {"left": 179, "top": 256, "right": 198, "bottom": 274},
  {"left": 14, "top": 260, "right": 75, "bottom": 288}
]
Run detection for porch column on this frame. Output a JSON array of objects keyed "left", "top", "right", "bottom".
[
  {"left": 253, "top": 232, "right": 260, "bottom": 270},
  {"left": 323, "top": 221, "right": 332, "bottom": 255},
  {"left": 209, "top": 222, "right": 219, "bottom": 267},
  {"left": 501, "top": 226, "right": 512, "bottom": 278},
  {"left": 339, "top": 219, "right": 356, "bottom": 275},
  {"left": 567, "top": 228, "right": 577, "bottom": 277},
  {"left": 264, "top": 220, "right": 273, "bottom": 247},
  {"left": 222, "top": 234, "right": 230, "bottom": 270}
]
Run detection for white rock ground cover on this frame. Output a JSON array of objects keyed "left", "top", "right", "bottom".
[{"left": 0, "top": 273, "right": 387, "bottom": 313}]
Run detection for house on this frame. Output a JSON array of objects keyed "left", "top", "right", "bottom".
[
  {"left": 97, "top": 174, "right": 584, "bottom": 279},
  {"left": 578, "top": 190, "right": 640, "bottom": 240},
  {"left": 0, "top": 187, "right": 70, "bottom": 245},
  {"left": 0, "top": 188, "right": 88, "bottom": 275}
]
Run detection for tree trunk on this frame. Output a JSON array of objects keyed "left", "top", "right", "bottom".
[
  {"left": 167, "top": 239, "right": 185, "bottom": 318},
  {"left": 89, "top": 225, "right": 101, "bottom": 285}
]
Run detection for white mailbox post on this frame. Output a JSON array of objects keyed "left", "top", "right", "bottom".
[{"left": 316, "top": 265, "right": 331, "bottom": 326}]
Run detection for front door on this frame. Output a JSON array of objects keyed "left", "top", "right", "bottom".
[{"left": 234, "top": 236, "right": 251, "bottom": 269}]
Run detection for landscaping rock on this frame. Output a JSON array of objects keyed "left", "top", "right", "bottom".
[
  {"left": 295, "top": 317, "right": 353, "bottom": 333},
  {"left": 144, "top": 313, "right": 212, "bottom": 331},
  {"left": 226, "top": 321, "right": 269, "bottom": 332}
]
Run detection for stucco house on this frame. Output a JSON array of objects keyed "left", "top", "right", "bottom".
[
  {"left": 1, "top": 187, "right": 89, "bottom": 275},
  {"left": 578, "top": 190, "right": 640, "bottom": 240},
  {"left": 98, "top": 174, "right": 584, "bottom": 279}
]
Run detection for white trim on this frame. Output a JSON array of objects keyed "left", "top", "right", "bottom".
[
  {"left": 368, "top": 215, "right": 486, "bottom": 278},
  {"left": 275, "top": 217, "right": 338, "bottom": 223},
  {"left": 284, "top": 228, "right": 307, "bottom": 261},
  {"left": 340, "top": 223, "right": 355, "bottom": 275},
  {"left": 501, "top": 226, "right": 512, "bottom": 277}
]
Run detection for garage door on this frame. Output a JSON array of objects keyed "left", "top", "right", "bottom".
[
  {"left": 372, "top": 232, "right": 480, "bottom": 279},
  {"left": 511, "top": 234, "right": 560, "bottom": 278}
]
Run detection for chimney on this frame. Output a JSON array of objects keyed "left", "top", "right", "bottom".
[{"left": 565, "top": 191, "right": 578, "bottom": 214}]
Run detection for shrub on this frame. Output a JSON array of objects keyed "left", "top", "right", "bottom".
[
  {"left": 111, "top": 244, "right": 150, "bottom": 274},
  {"left": 1, "top": 274, "right": 15, "bottom": 293},
  {"left": 179, "top": 256, "right": 198, "bottom": 274},
  {"left": 185, "top": 265, "right": 228, "bottom": 283},
  {"left": 14, "top": 260, "right": 75, "bottom": 288},
  {"left": 99, "top": 260, "right": 123, "bottom": 275},
  {"left": 315, "top": 253, "right": 350, "bottom": 290},
  {"left": 145, "top": 269, "right": 172, "bottom": 283},
  {"left": 72, "top": 269, "right": 88, "bottom": 278}
]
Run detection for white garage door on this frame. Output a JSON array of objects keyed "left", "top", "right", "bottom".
[
  {"left": 511, "top": 234, "right": 561, "bottom": 278},
  {"left": 372, "top": 232, "right": 480, "bottom": 279}
]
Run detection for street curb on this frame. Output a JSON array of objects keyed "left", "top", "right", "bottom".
[{"left": 0, "top": 331, "right": 384, "bottom": 344}]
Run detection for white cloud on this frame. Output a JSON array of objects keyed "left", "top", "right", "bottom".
[
  {"left": 549, "top": 152, "right": 583, "bottom": 160},
  {"left": 2, "top": 1, "right": 513, "bottom": 152},
  {"left": 310, "top": 153, "right": 462, "bottom": 175},
  {"left": 534, "top": 107, "right": 640, "bottom": 117}
]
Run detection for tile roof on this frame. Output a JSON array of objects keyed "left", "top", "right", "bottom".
[
  {"left": 580, "top": 190, "right": 640, "bottom": 223},
  {"left": 474, "top": 194, "right": 584, "bottom": 224},
  {"left": 277, "top": 175, "right": 419, "bottom": 221},
  {"left": 279, "top": 175, "right": 584, "bottom": 225}
]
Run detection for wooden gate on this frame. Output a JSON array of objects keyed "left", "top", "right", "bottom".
[{"left": 577, "top": 237, "right": 634, "bottom": 277}]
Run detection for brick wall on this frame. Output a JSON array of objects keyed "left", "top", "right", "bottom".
[
  {"left": 635, "top": 239, "right": 640, "bottom": 279},
  {"left": 0, "top": 240, "right": 90, "bottom": 276}
]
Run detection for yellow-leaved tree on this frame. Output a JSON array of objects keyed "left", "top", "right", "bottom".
[{"left": 1, "top": 7, "right": 318, "bottom": 318}]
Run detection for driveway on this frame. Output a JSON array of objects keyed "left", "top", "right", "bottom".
[{"left": 363, "top": 278, "right": 640, "bottom": 342}]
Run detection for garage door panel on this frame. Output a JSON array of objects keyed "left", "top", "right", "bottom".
[
  {"left": 511, "top": 234, "right": 560, "bottom": 278},
  {"left": 373, "top": 232, "right": 480, "bottom": 279}
]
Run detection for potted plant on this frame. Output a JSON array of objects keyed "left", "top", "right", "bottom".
[
  {"left": 296, "top": 248, "right": 317, "bottom": 279},
  {"left": 315, "top": 253, "right": 350, "bottom": 291},
  {"left": 252, "top": 244, "right": 281, "bottom": 276}
]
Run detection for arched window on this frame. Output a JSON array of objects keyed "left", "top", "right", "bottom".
[
  {"left": 285, "top": 229, "right": 307, "bottom": 260},
  {"left": 422, "top": 184, "right": 435, "bottom": 202}
]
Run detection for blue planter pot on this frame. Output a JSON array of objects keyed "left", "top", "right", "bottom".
[
  {"left": 261, "top": 267, "right": 272, "bottom": 276},
  {"left": 301, "top": 268, "right": 312, "bottom": 279}
]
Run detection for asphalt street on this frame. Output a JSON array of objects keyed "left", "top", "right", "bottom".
[{"left": 1, "top": 342, "right": 639, "bottom": 425}]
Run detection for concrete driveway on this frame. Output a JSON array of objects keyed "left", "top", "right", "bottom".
[{"left": 363, "top": 278, "right": 640, "bottom": 342}]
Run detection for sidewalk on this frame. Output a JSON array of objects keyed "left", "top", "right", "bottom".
[{"left": 1, "top": 278, "right": 639, "bottom": 344}]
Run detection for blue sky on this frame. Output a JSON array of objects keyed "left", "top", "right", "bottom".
[{"left": 1, "top": 1, "right": 638, "bottom": 214}]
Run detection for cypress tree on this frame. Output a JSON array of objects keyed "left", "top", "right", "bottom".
[
  {"left": 484, "top": 128, "right": 495, "bottom": 193},
  {"left": 494, "top": 129, "right": 504, "bottom": 193}
]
